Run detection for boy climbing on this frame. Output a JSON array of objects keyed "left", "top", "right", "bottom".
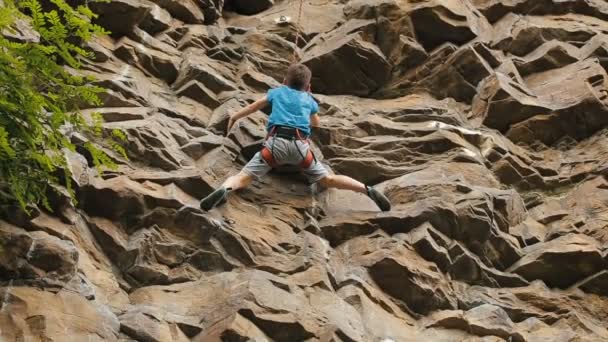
[{"left": 200, "top": 64, "right": 391, "bottom": 212}]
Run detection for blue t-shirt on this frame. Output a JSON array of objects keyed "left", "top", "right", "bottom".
[{"left": 266, "top": 85, "right": 319, "bottom": 136}]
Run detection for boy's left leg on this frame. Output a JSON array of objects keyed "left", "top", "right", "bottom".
[
  {"left": 317, "top": 174, "right": 392, "bottom": 211},
  {"left": 303, "top": 162, "right": 392, "bottom": 211},
  {"left": 317, "top": 174, "right": 366, "bottom": 193}
]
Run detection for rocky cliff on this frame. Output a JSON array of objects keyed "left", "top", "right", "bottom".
[{"left": 2, "top": 0, "right": 608, "bottom": 341}]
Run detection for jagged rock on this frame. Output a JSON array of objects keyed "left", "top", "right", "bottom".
[
  {"left": 459, "top": 281, "right": 606, "bottom": 325},
  {"left": 139, "top": 3, "right": 173, "bottom": 34},
  {"left": 512, "top": 40, "right": 580, "bottom": 76},
  {"left": 149, "top": 0, "right": 205, "bottom": 24},
  {"left": 464, "top": 304, "right": 525, "bottom": 342},
  {"left": 245, "top": 0, "right": 344, "bottom": 47},
  {"left": 320, "top": 118, "right": 495, "bottom": 184},
  {"left": 239, "top": 61, "right": 282, "bottom": 92},
  {"left": 198, "top": 0, "right": 224, "bottom": 24},
  {"left": 526, "top": 177, "right": 608, "bottom": 243},
  {"left": 507, "top": 234, "right": 605, "bottom": 288},
  {"left": 473, "top": 58, "right": 608, "bottom": 145},
  {"left": 225, "top": 0, "right": 274, "bottom": 15},
  {"left": 404, "top": 222, "right": 452, "bottom": 272},
  {"left": 128, "top": 270, "right": 369, "bottom": 340},
  {"left": 378, "top": 42, "right": 496, "bottom": 103},
  {"left": 85, "top": 35, "right": 115, "bottom": 63},
  {"left": 123, "top": 228, "right": 174, "bottom": 285},
  {"left": 320, "top": 163, "right": 526, "bottom": 277},
  {"left": 119, "top": 307, "right": 190, "bottom": 342},
  {"left": 474, "top": 0, "right": 608, "bottom": 23},
  {"left": 176, "top": 80, "right": 221, "bottom": 109},
  {"left": 87, "top": 217, "right": 129, "bottom": 263},
  {"left": 449, "top": 242, "right": 529, "bottom": 288},
  {"left": 302, "top": 19, "right": 391, "bottom": 96},
  {"left": 426, "top": 309, "right": 468, "bottom": 330},
  {"left": 343, "top": 1, "right": 414, "bottom": 63},
  {"left": 238, "top": 32, "right": 296, "bottom": 82},
  {"left": 337, "top": 281, "right": 422, "bottom": 340},
  {"left": 0, "top": 221, "right": 78, "bottom": 285},
  {"left": 3, "top": 17, "right": 40, "bottom": 43},
  {"left": 114, "top": 37, "right": 180, "bottom": 84},
  {"left": 574, "top": 270, "right": 608, "bottom": 296},
  {"left": 130, "top": 26, "right": 181, "bottom": 55},
  {"left": 0, "top": 287, "right": 120, "bottom": 341},
  {"left": 78, "top": 175, "right": 197, "bottom": 224},
  {"left": 490, "top": 13, "right": 603, "bottom": 57},
  {"left": 176, "top": 25, "right": 226, "bottom": 51},
  {"left": 580, "top": 34, "right": 608, "bottom": 70},
  {"left": 180, "top": 134, "right": 229, "bottom": 160},
  {"left": 100, "top": 215, "right": 233, "bottom": 286},
  {"left": 390, "top": 35, "right": 429, "bottom": 75},
  {"left": 90, "top": 0, "right": 159, "bottom": 37},
  {"left": 408, "top": 1, "right": 491, "bottom": 52},
  {"left": 173, "top": 52, "right": 237, "bottom": 93},
  {"left": 101, "top": 115, "right": 202, "bottom": 170},
  {"left": 516, "top": 317, "right": 578, "bottom": 342},
  {"left": 330, "top": 235, "right": 457, "bottom": 315},
  {"left": 510, "top": 217, "right": 547, "bottom": 247},
  {"left": 426, "top": 306, "right": 526, "bottom": 341},
  {"left": 193, "top": 312, "right": 271, "bottom": 341},
  {"left": 369, "top": 256, "right": 457, "bottom": 314},
  {"left": 82, "top": 107, "right": 153, "bottom": 123}
]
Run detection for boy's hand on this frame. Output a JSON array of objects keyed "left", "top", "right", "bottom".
[
  {"left": 225, "top": 96, "right": 268, "bottom": 136},
  {"left": 226, "top": 115, "right": 237, "bottom": 136}
]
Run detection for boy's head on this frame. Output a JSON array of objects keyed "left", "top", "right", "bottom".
[{"left": 284, "top": 64, "right": 312, "bottom": 90}]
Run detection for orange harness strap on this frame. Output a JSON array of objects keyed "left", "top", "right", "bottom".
[
  {"left": 261, "top": 146, "right": 279, "bottom": 167},
  {"left": 299, "top": 147, "right": 314, "bottom": 168}
]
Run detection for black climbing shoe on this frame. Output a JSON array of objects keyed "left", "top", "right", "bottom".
[
  {"left": 200, "top": 187, "right": 229, "bottom": 211},
  {"left": 367, "top": 186, "right": 391, "bottom": 212}
]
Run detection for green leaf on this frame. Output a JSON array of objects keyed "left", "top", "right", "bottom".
[
  {"left": 0, "top": 127, "right": 15, "bottom": 157},
  {"left": 0, "top": 0, "right": 112, "bottom": 211}
]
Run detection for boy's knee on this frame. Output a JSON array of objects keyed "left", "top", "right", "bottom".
[
  {"left": 318, "top": 175, "right": 334, "bottom": 188},
  {"left": 237, "top": 171, "right": 254, "bottom": 184},
  {"left": 223, "top": 171, "right": 255, "bottom": 190},
  {"left": 237, "top": 170, "right": 252, "bottom": 179}
]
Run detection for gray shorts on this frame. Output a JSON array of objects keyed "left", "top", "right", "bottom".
[{"left": 242, "top": 137, "right": 329, "bottom": 183}]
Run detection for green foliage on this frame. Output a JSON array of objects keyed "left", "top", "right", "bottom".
[{"left": 0, "top": 0, "right": 122, "bottom": 211}]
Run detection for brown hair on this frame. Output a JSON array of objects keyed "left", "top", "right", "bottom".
[{"left": 285, "top": 64, "right": 312, "bottom": 90}]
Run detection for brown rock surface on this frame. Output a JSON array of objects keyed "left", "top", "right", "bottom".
[
  {"left": 3, "top": 0, "right": 608, "bottom": 340},
  {"left": 225, "top": 0, "right": 274, "bottom": 16}
]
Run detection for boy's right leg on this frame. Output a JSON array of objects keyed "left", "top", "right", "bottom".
[
  {"left": 223, "top": 171, "right": 254, "bottom": 190},
  {"left": 200, "top": 152, "right": 271, "bottom": 211},
  {"left": 200, "top": 171, "right": 253, "bottom": 211}
]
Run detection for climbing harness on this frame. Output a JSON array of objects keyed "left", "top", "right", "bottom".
[
  {"left": 260, "top": 126, "right": 315, "bottom": 169},
  {"left": 291, "top": 0, "right": 305, "bottom": 62}
]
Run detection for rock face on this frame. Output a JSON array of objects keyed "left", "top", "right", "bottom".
[{"left": 3, "top": 0, "right": 608, "bottom": 341}]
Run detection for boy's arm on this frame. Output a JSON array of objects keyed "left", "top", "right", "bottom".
[
  {"left": 227, "top": 96, "right": 269, "bottom": 134},
  {"left": 310, "top": 114, "right": 320, "bottom": 136},
  {"left": 310, "top": 113, "right": 320, "bottom": 128}
]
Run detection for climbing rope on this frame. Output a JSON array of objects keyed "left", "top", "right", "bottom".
[{"left": 291, "top": 0, "right": 305, "bottom": 63}]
